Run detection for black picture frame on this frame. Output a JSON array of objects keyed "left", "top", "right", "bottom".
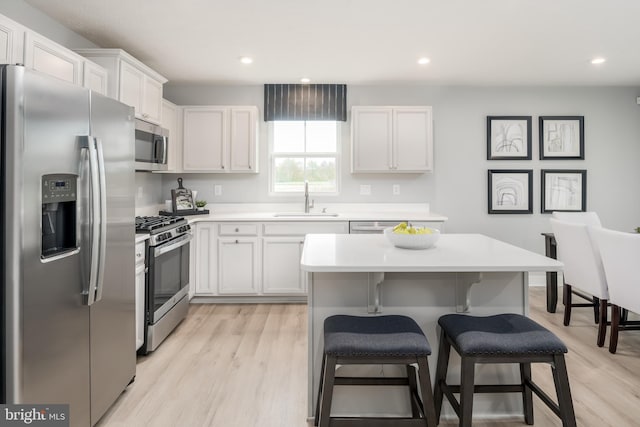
[
  {"left": 487, "top": 116, "right": 532, "bottom": 160},
  {"left": 541, "top": 169, "right": 587, "bottom": 213},
  {"left": 488, "top": 169, "right": 533, "bottom": 214},
  {"left": 539, "top": 116, "right": 584, "bottom": 159}
]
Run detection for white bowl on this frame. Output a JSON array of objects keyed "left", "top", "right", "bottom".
[{"left": 384, "top": 227, "right": 440, "bottom": 250}]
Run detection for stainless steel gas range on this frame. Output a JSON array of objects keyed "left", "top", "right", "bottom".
[{"left": 135, "top": 215, "right": 192, "bottom": 354}]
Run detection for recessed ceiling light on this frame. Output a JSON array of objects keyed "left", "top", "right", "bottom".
[
  {"left": 239, "top": 56, "right": 253, "bottom": 64},
  {"left": 417, "top": 57, "right": 430, "bottom": 65},
  {"left": 591, "top": 57, "right": 606, "bottom": 65},
  {"left": 300, "top": 77, "right": 311, "bottom": 83}
]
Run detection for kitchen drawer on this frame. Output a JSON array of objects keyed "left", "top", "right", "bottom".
[
  {"left": 135, "top": 241, "right": 145, "bottom": 266},
  {"left": 263, "top": 221, "right": 348, "bottom": 236},
  {"left": 218, "top": 223, "right": 258, "bottom": 236}
]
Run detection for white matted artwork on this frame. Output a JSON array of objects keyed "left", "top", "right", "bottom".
[
  {"left": 539, "top": 116, "right": 584, "bottom": 159},
  {"left": 487, "top": 116, "right": 532, "bottom": 160},
  {"left": 541, "top": 169, "right": 586, "bottom": 213},
  {"left": 488, "top": 169, "right": 533, "bottom": 214}
]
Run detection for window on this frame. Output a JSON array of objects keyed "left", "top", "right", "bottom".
[{"left": 270, "top": 121, "right": 339, "bottom": 193}]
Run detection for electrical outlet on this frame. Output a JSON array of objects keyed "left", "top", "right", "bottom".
[
  {"left": 137, "top": 186, "right": 143, "bottom": 198},
  {"left": 214, "top": 184, "right": 222, "bottom": 196},
  {"left": 360, "top": 184, "right": 371, "bottom": 196},
  {"left": 392, "top": 184, "right": 400, "bottom": 195}
]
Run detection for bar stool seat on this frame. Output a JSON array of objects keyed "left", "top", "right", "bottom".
[
  {"left": 434, "top": 313, "right": 577, "bottom": 427},
  {"left": 315, "top": 315, "right": 438, "bottom": 427}
]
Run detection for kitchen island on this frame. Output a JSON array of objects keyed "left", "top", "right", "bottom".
[{"left": 301, "top": 233, "right": 563, "bottom": 421}]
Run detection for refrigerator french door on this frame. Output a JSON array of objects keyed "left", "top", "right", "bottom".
[{"left": 1, "top": 65, "right": 136, "bottom": 426}]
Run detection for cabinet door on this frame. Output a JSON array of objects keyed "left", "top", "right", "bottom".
[
  {"left": 134, "top": 263, "right": 146, "bottom": 351},
  {"left": 218, "top": 237, "right": 259, "bottom": 294},
  {"left": 262, "top": 237, "right": 305, "bottom": 294},
  {"left": 351, "top": 107, "right": 393, "bottom": 172},
  {"left": 24, "top": 31, "right": 83, "bottom": 85},
  {"left": 393, "top": 107, "right": 433, "bottom": 172},
  {"left": 229, "top": 107, "right": 258, "bottom": 172},
  {"left": 162, "top": 99, "right": 182, "bottom": 172},
  {"left": 0, "top": 14, "right": 24, "bottom": 65},
  {"left": 83, "top": 60, "right": 108, "bottom": 95},
  {"left": 195, "top": 223, "right": 217, "bottom": 295},
  {"left": 142, "top": 76, "right": 163, "bottom": 124},
  {"left": 183, "top": 107, "right": 226, "bottom": 171},
  {"left": 119, "top": 60, "right": 144, "bottom": 115}
]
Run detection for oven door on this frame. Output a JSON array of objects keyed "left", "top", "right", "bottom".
[{"left": 147, "top": 233, "right": 192, "bottom": 324}]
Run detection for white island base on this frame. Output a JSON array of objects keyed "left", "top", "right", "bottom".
[{"left": 302, "top": 234, "right": 563, "bottom": 422}]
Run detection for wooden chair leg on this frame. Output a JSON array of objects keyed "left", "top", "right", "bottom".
[
  {"left": 520, "top": 362, "right": 534, "bottom": 425},
  {"left": 434, "top": 329, "right": 451, "bottom": 422},
  {"left": 459, "top": 357, "right": 475, "bottom": 427},
  {"left": 597, "top": 298, "right": 608, "bottom": 347},
  {"left": 406, "top": 364, "right": 420, "bottom": 418},
  {"left": 314, "top": 354, "right": 326, "bottom": 426},
  {"left": 593, "top": 296, "right": 600, "bottom": 324},
  {"left": 318, "top": 355, "right": 337, "bottom": 427},
  {"left": 609, "top": 304, "right": 621, "bottom": 354},
  {"left": 417, "top": 357, "right": 438, "bottom": 427},
  {"left": 563, "top": 284, "right": 572, "bottom": 326},
  {"left": 551, "top": 355, "right": 577, "bottom": 427}
]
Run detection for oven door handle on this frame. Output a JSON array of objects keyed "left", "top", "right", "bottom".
[{"left": 153, "top": 233, "right": 192, "bottom": 257}]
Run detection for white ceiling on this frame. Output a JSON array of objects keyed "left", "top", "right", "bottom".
[{"left": 24, "top": 0, "right": 640, "bottom": 86}]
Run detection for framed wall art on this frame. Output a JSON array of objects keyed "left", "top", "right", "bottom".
[
  {"left": 488, "top": 169, "right": 533, "bottom": 214},
  {"left": 541, "top": 169, "right": 586, "bottom": 213},
  {"left": 539, "top": 116, "right": 584, "bottom": 159},
  {"left": 487, "top": 116, "right": 532, "bottom": 160}
]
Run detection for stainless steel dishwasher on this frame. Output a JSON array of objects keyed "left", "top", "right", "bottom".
[{"left": 349, "top": 221, "right": 405, "bottom": 234}]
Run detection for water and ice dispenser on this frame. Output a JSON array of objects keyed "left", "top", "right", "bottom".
[{"left": 41, "top": 173, "right": 77, "bottom": 258}]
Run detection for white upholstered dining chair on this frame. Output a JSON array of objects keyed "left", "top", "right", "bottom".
[
  {"left": 590, "top": 227, "right": 640, "bottom": 353},
  {"left": 549, "top": 216, "right": 609, "bottom": 346}
]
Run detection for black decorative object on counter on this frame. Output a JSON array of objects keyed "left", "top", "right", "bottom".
[{"left": 171, "top": 177, "right": 195, "bottom": 213}]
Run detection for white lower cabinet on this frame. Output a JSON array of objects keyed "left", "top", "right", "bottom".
[
  {"left": 134, "top": 241, "right": 146, "bottom": 351},
  {"left": 191, "top": 220, "right": 348, "bottom": 298},
  {"left": 217, "top": 237, "right": 259, "bottom": 294},
  {"left": 262, "top": 237, "right": 305, "bottom": 295}
]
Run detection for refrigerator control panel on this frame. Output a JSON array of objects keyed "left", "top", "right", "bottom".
[{"left": 42, "top": 173, "right": 77, "bottom": 203}]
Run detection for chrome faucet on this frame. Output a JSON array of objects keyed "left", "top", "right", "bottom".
[{"left": 304, "top": 181, "right": 314, "bottom": 213}]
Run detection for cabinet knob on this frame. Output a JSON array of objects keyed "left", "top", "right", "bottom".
[
  {"left": 235, "top": 227, "right": 239, "bottom": 232},
  {"left": 221, "top": 165, "right": 225, "bottom": 169},
  {"left": 249, "top": 165, "right": 252, "bottom": 169},
  {"left": 136, "top": 253, "right": 142, "bottom": 258},
  {"left": 235, "top": 239, "right": 239, "bottom": 244}
]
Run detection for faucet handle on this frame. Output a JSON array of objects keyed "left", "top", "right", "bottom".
[{"left": 309, "top": 199, "right": 315, "bottom": 209}]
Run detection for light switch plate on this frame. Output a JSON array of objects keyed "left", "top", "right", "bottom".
[
  {"left": 393, "top": 184, "right": 400, "bottom": 195},
  {"left": 214, "top": 184, "right": 222, "bottom": 196},
  {"left": 360, "top": 184, "right": 371, "bottom": 196}
]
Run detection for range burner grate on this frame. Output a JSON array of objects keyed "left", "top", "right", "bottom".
[{"left": 135, "top": 215, "right": 187, "bottom": 234}]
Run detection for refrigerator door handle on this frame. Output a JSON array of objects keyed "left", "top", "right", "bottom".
[
  {"left": 94, "top": 137, "right": 107, "bottom": 302},
  {"left": 80, "top": 135, "right": 100, "bottom": 306}
]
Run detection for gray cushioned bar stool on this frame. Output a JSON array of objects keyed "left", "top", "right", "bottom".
[
  {"left": 433, "top": 313, "right": 577, "bottom": 427},
  {"left": 315, "top": 314, "right": 437, "bottom": 427}
]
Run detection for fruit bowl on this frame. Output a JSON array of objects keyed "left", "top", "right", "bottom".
[{"left": 384, "top": 226, "right": 440, "bottom": 250}]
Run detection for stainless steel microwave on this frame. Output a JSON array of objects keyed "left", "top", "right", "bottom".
[{"left": 135, "top": 119, "right": 169, "bottom": 171}]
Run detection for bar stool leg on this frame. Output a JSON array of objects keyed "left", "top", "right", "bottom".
[
  {"left": 314, "top": 354, "right": 326, "bottom": 426},
  {"left": 519, "top": 362, "right": 534, "bottom": 425},
  {"left": 433, "top": 329, "right": 451, "bottom": 422},
  {"left": 551, "top": 355, "right": 577, "bottom": 427},
  {"left": 317, "top": 355, "right": 337, "bottom": 427},
  {"left": 417, "top": 357, "right": 438, "bottom": 427},
  {"left": 563, "top": 284, "right": 572, "bottom": 326},
  {"left": 406, "top": 364, "right": 420, "bottom": 418},
  {"left": 459, "top": 357, "right": 475, "bottom": 427}
]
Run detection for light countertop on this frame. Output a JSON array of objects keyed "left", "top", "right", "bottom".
[{"left": 300, "top": 233, "right": 563, "bottom": 273}]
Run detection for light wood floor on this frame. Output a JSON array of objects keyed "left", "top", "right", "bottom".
[{"left": 97, "top": 288, "right": 640, "bottom": 427}]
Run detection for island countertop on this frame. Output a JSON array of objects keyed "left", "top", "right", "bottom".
[{"left": 301, "top": 233, "right": 563, "bottom": 273}]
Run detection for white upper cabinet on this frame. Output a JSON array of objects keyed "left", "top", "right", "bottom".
[
  {"left": 75, "top": 49, "right": 168, "bottom": 125},
  {"left": 24, "top": 31, "right": 83, "bottom": 85},
  {"left": 82, "top": 59, "right": 108, "bottom": 95},
  {"left": 161, "top": 99, "right": 183, "bottom": 173},
  {"left": 182, "top": 106, "right": 258, "bottom": 173},
  {"left": 351, "top": 106, "right": 433, "bottom": 173},
  {"left": 0, "top": 14, "right": 25, "bottom": 65}
]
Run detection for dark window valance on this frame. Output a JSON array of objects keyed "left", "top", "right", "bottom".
[{"left": 264, "top": 84, "right": 347, "bottom": 121}]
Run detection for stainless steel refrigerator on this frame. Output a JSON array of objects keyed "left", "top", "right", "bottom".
[{"left": 1, "top": 65, "right": 136, "bottom": 426}]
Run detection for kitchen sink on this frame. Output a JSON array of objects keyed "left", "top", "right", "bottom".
[{"left": 273, "top": 212, "right": 339, "bottom": 217}]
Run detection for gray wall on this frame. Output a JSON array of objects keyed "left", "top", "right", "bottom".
[
  {"left": 0, "top": 0, "right": 98, "bottom": 48},
  {"left": 164, "top": 83, "right": 640, "bottom": 252}
]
